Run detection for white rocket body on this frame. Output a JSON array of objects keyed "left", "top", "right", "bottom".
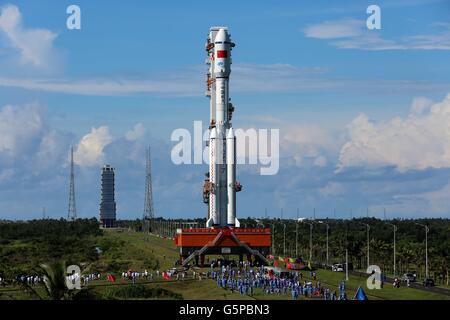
[{"left": 205, "top": 27, "right": 239, "bottom": 228}]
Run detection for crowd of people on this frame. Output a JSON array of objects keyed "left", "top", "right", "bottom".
[
  {"left": 81, "top": 273, "right": 101, "bottom": 286},
  {"left": 121, "top": 270, "right": 154, "bottom": 283},
  {"left": 13, "top": 275, "right": 42, "bottom": 286},
  {"left": 203, "top": 259, "right": 348, "bottom": 300}
]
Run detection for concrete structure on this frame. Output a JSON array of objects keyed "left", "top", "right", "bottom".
[{"left": 100, "top": 164, "right": 116, "bottom": 228}]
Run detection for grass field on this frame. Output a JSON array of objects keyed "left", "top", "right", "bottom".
[{"left": 1, "top": 229, "right": 449, "bottom": 300}]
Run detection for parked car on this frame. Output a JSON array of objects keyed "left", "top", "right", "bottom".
[
  {"left": 423, "top": 278, "right": 435, "bottom": 287},
  {"left": 401, "top": 273, "right": 416, "bottom": 283},
  {"left": 332, "top": 264, "right": 344, "bottom": 272}
]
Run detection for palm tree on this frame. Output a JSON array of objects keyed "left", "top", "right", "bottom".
[
  {"left": 40, "top": 261, "right": 72, "bottom": 300},
  {"left": 21, "top": 261, "right": 88, "bottom": 300}
]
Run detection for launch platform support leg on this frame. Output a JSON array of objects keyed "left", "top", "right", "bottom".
[
  {"left": 239, "top": 254, "right": 243, "bottom": 263},
  {"left": 247, "top": 254, "right": 252, "bottom": 264},
  {"left": 195, "top": 255, "right": 199, "bottom": 266},
  {"left": 200, "top": 254, "right": 205, "bottom": 267}
]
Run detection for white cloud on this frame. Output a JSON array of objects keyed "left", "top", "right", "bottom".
[
  {"left": 126, "top": 123, "right": 146, "bottom": 141},
  {"left": 0, "top": 76, "right": 201, "bottom": 96},
  {"left": 338, "top": 93, "right": 450, "bottom": 171},
  {"left": 0, "top": 103, "right": 43, "bottom": 160},
  {"left": 0, "top": 102, "right": 71, "bottom": 181},
  {"left": 282, "top": 124, "right": 341, "bottom": 166},
  {"left": 303, "top": 19, "right": 450, "bottom": 50},
  {"left": 0, "top": 63, "right": 449, "bottom": 96},
  {"left": 410, "top": 96, "right": 433, "bottom": 114},
  {"left": 303, "top": 18, "right": 364, "bottom": 39},
  {"left": 0, "top": 4, "right": 57, "bottom": 67},
  {"left": 74, "top": 126, "right": 113, "bottom": 167},
  {"left": 319, "top": 182, "right": 345, "bottom": 197}
]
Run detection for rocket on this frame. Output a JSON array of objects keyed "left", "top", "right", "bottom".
[{"left": 204, "top": 27, "right": 241, "bottom": 228}]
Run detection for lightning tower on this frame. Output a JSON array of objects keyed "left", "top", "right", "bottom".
[
  {"left": 68, "top": 146, "right": 77, "bottom": 220},
  {"left": 143, "top": 147, "right": 155, "bottom": 232}
]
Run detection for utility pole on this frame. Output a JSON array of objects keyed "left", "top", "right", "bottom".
[
  {"left": 387, "top": 222, "right": 397, "bottom": 277},
  {"left": 360, "top": 223, "right": 370, "bottom": 269},
  {"left": 283, "top": 223, "right": 286, "bottom": 256},
  {"left": 295, "top": 208, "right": 299, "bottom": 257},
  {"left": 325, "top": 223, "right": 329, "bottom": 266},
  {"left": 416, "top": 223, "right": 429, "bottom": 279},
  {"left": 271, "top": 222, "right": 275, "bottom": 255},
  {"left": 309, "top": 223, "right": 313, "bottom": 262},
  {"left": 345, "top": 249, "right": 349, "bottom": 281},
  {"left": 318, "top": 221, "right": 329, "bottom": 266}
]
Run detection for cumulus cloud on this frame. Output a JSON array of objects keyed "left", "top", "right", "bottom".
[
  {"left": 338, "top": 94, "right": 450, "bottom": 171},
  {"left": 0, "top": 102, "right": 72, "bottom": 192},
  {"left": 0, "top": 103, "right": 43, "bottom": 161},
  {"left": 0, "top": 4, "right": 57, "bottom": 67},
  {"left": 125, "top": 123, "right": 146, "bottom": 141},
  {"left": 74, "top": 126, "right": 113, "bottom": 167},
  {"left": 410, "top": 96, "right": 433, "bottom": 114},
  {"left": 281, "top": 124, "right": 341, "bottom": 166}
]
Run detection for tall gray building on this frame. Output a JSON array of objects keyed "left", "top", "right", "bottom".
[{"left": 100, "top": 164, "right": 116, "bottom": 228}]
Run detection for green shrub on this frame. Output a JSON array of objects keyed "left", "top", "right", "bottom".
[{"left": 103, "top": 284, "right": 182, "bottom": 300}]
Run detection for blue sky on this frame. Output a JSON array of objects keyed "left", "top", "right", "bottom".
[{"left": 1, "top": 0, "right": 450, "bottom": 220}]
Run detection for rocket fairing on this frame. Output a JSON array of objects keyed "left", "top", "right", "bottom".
[{"left": 204, "top": 27, "right": 240, "bottom": 228}]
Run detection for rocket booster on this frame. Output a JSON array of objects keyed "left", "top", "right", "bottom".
[{"left": 205, "top": 27, "right": 240, "bottom": 228}]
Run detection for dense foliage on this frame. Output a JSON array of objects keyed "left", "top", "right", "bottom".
[
  {"left": 242, "top": 217, "right": 449, "bottom": 282},
  {"left": 0, "top": 218, "right": 102, "bottom": 277}
]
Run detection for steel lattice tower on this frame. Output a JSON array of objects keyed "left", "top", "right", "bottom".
[
  {"left": 68, "top": 146, "right": 77, "bottom": 220},
  {"left": 143, "top": 147, "right": 154, "bottom": 231}
]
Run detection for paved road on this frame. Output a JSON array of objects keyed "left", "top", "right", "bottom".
[{"left": 349, "top": 269, "right": 450, "bottom": 297}]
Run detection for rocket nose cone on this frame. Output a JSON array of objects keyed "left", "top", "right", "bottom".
[
  {"left": 227, "top": 128, "right": 235, "bottom": 138},
  {"left": 215, "top": 28, "right": 228, "bottom": 42}
]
